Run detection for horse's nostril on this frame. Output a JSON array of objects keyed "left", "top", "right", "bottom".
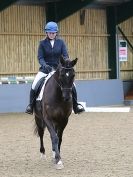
[{"left": 64, "top": 97, "right": 70, "bottom": 102}]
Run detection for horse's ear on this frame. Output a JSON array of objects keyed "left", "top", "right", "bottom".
[
  {"left": 71, "top": 58, "right": 78, "bottom": 67},
  {"left": 60, "top": 56, "right": 65, "bottom": 66}
]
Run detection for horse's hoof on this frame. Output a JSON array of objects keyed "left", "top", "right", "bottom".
[
  {"left": 55, "top": 160, "right": 64, "bottom": 170},
  {"left": 40, "top": 153, "right": 47, "bottom": 160}
]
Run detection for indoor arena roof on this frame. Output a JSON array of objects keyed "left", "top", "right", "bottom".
[
  {"left": 16, "top": 0, "right": 131, "bottom": 6},
  {"left": 0, "top": 0, "right": 132, "bottom": 8},
  {"left": 0, "top": 0, "right": 132, "bottom": 21}
]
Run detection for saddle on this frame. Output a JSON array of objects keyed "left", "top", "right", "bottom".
[
  {"left": 35, "top": 77, "right": 45, "bottom": 98},
  {"left": 36, "top": 71, "right": 55, "bottom": 101}
]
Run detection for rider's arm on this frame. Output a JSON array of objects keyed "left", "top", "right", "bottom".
[
  {"left": 37, "top": 42, "right": 46, "bottom": 67},
  {"left": 37, "top": 42, "right": 52, "bottom": 73}
]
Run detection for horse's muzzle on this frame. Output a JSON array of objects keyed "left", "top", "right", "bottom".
[{"left": 63, "top": 97, "right": 71, "bottom": 102}]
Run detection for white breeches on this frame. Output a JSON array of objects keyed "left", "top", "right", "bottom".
[
  {"left": 32, "top": 71, "right": 47, "bottom": 90},
  {"left": 32, "top": 71, "right": 76, "bottom": 90}
]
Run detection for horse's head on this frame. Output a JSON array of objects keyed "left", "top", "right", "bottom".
[{"left": 57, "top": 56, "right": 78, "bottom": 102}]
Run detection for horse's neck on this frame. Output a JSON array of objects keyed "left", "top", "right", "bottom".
[
  {"left": 51, "top": 72, "right": 61, "bottom": 92},
  {"left": 53, "top": 71, "right": 60, "bottom": 86}
]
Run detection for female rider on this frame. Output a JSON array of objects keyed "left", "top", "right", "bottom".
[{"left": 25, "top": 21, "right": 85, "bottom": 115}]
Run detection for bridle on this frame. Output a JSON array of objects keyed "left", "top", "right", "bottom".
[{"left": 53, "top": 66, "right": 74, "bottom": 91}]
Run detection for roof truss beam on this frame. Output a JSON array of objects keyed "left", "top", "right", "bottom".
[
  {"left": 116, "top": 0, "right": 133, "bottom": 24},
  {"left": 46, "top": 0, "right": 93, "bottom": 22}
]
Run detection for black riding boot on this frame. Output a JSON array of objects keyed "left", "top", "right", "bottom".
[
  {"left": 72, "top": 85, "right": 85, "bottom": 114},
  {"left": 25, "top": 89, "right": 36, "bottom": 115}
]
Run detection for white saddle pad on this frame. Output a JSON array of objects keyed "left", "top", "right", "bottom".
[{"left": 36, "top": 71, "right": 55, "bottom": 101}]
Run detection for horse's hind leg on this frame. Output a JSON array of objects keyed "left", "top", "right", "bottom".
[
  {"left": 57, "top": 128, "right": 64, "bottom": 153},
  {"left": 58, "top": 120, "right": 68, "bottom": 152},
  {"left": 35, "top": 116, "right": 46, "bottom": 158},
  {"left": 39, "top": 125, "right": 46, "bottom": 159}
]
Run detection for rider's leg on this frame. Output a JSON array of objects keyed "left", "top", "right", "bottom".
[
  {"left": 25, "top": 89, "right": 36, "bottom": 114},
  {"left": 25, "top": 72, "right": 46, "bottom": 115},
  {"left": 72, "top": 84, "right": 85, "bottom": 114}
]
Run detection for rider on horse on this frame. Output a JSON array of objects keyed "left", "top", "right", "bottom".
[{"left": 25, "top": 21, "right": 85, "bottom": 115}]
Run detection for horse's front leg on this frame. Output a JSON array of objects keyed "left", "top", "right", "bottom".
[{"left": 44, "top": 116, "right": 64, "bottom": 169}]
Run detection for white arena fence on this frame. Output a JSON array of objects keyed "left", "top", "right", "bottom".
[{"left": 0, "top": 76, "right": 34, "bottom": 84}]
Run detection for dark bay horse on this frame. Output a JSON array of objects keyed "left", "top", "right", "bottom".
[{"left": 34, "top": 57, "right": 78, "bottom": 169}]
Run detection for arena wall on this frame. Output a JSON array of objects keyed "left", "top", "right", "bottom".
[{"left": 0, "top": 80, "right": 124, "bottom": 113}]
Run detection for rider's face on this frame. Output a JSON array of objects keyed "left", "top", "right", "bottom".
[{"left": 47, "top": 32, "right": 57, "bottom": 40}]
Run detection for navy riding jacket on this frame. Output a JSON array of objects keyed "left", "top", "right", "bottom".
[{"left": 38, "top": 37, "right": 69, "bottom": 74}]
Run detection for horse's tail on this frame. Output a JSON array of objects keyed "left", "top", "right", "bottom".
[{"left": 34, "top": 116, "right": 46, "bottom": 136}]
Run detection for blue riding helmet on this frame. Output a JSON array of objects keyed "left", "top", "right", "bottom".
[{"left": 44, "top": 21, "right": 59, "bottom": 33}]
